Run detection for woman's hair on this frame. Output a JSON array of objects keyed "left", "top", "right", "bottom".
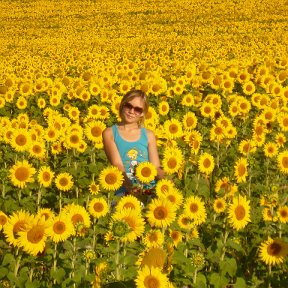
[{"left": 119, "top": 89, "right": 149, "bottom": 126}]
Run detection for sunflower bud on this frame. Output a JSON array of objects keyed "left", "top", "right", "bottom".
[{"left": 111, "top": 220, "right": 130, "bottom": 238}]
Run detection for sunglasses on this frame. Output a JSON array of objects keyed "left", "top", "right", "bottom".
[{"left": 123, "top": 102, "right": 144, "bottom": 115}]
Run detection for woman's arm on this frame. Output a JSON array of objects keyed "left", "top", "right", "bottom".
[
  {"left": 102, "top": 127, "right": 133, "bottom": 191},
  {"left": 147, "top": 129, "right": 165, "bottom": 180}
]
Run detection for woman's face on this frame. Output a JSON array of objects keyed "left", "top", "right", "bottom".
[{"left": 121, "top": 96, "right": 145, "bottom": 123}]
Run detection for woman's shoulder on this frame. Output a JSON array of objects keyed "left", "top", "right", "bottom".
[
  {"left": 102, "top": 126, "right": 114, "bottom": 138},
  {"left": 144, "top": 128, "right": 156, "bottom": 139}
]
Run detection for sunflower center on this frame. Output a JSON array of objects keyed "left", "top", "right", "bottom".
[
  {"left": 53, "top": 221, "right": 66, "bottom": 234},
  {"left": 71, "top": 214, "right": 84, "bottom": 225},
  {"left": 283, "top": 118, "right": 288, "bottom": 127},
  {"left": 235, "top": 205, "right": 245, "bottom": 220},
  {"left": 267, "top": 242, "right": 281, "bottom": 256},
  {"left": 42, "top": 172, "right": 51, "bottom": 182},
  {"left": 154, "top": 206, "right": 168, "bottom": 220},
  {"left": 238, "top": 164, "right": 246, "bottom": 176},
  {"left": 203, "top": 158, "right": 211, "bottom": 168},
  {"left": 160, "top": 184, "right": 168, "bottom": 193},
  {"left": 282, "top": 156, "right": 288, "bottom": 168},
  {"left": 70, "top": 135, "right": 79, "bottom": 144},
  {"left": 123, "top": 203, "right": 135, "bottom": 209},
  {"left": 93, "top": 202, "right": 104, "bottom": 212},
  {"left": 15, "top": 135, "right": 27, "bottom": 146},
  {"left": 33, "top": 145, "right": 42, "bottom": 154},
  {"left": 144, "top": 276, "right": 160, "bottom": 288},
  {"left": 105, "top": 173, "right": 117, "bottom": 185},
  {"left": 169, "top": 124, "right": 178, "bottom": 134},
  {"left": 167, "top": 195, "right": 176, "bottom": 203},
  {"left": 0, "top": 215, "right": 7, "bottom": 225},
  {"left": 216, "top": 201, "right": 224, "bottom": 209},
  {"left": 280, "top": 208, "right": 288, "bottom": 218},
  {"left": 15, "top": 167, "right": 29, "bottom": 181},
  {"left": 167, "top": 158, "right": 177, "bottom": 169},
  {"left": 190, "top": 203, "right": 199, "bottom": 213},
  {"left": 141, "top": 167, "right": 151, "bottom": 177},
  {"left": 148, "top": 233, "right": 158, "bottom": 242},
  {"left": 91, "top": 126, "right": 102, "bottom": 137},
  {"left": 59, "top": 177, "right": 68, "bottom": 186},
  {"left": 27, "top": 226, "right": 45, "bottom": 244},
  {"left": 186, "top": 117, "right": 195, "bottom": 127}
]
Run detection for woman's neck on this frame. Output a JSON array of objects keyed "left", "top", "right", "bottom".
[{"left": 118, "top": 122, "right": 140, "bottom": 131}]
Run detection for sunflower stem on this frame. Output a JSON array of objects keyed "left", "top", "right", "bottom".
[
  {"left": 1, "top": 181, "right": 5, "bottom": 198},
  {"left": 29, "top": 267, "right": 34, "bottom": 282},
  {"left": 193, "top": 268, "right": 198, "bottom": 284},
  {"left": 59, "top": 191, "right": 62, "bottom": 211},
  {"left": 70, "top": 237, "right": 77, "bottom": 285},
  {"left": 37, "top": 186, "right": 42, "bottom": 211},
  {"left": 92, "top": 218, "right": 97, "bottom": 250},
  {"left": 115, "top": 239, "right": 121, "bottom": 281},
  {"left": 14, "top": 248, "right": 22, "bottom": 278}
]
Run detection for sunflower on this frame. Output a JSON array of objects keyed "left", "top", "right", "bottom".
[
  {"left": 87, "top": 104, "right": 100, "bottom": 119},
  {"left": 89, "top": 83, "right": 101, "bottom": 96},
  {"left": 44, "top": 126, "right": 60, "bottom": 142},
  {"left": 182, "top": 112, "right": 198, "bottom": 131},
  {"left": 262, "top": 208, "right": 278, "bottom": 222},
  {"left": 146, "top": 197, "right": 176, "bottom": 228},
  {"left": 278, "top": 112, "right": 288, "bottom": 132},
  {"left": 210, "top": 124, "right": 225, "bottom": 142},
  {"left": 143, "top": 229, "right": 164, "bottom": 248},
  {"left": 162, "top": 146, "right": 184, "bottom": 175},
  {"left": 198, "top": 152, "right": 215, "bottom": 175},
  {"left": 3, "top": 210, "right": 33, "bottom": 247},
  {"left": 37, "top": 166, "right": 55, "bottom": 188},
  {"left": 135, "top": 265, "right": 169, "bottom": 288},
  {"left": 9, "top": 128, "right": 31, "bottom": 152},
  {"left": 65, "top": 203, "right": 91, "bottom": 236},
  {"left": 277, "top": 206, "right": 288, "bottom": 223},
  {"left": 228, "top": 195, "right": 251, "bottom": 230},
  {"left": 169, "top": 230, "right": 183, "bottom": 247},
  {"left": 200, "top": 102, "right": 215, "bottom": 118},
  {"left": 163, "top": 118, "right": 183, "bottom": 140},
  {"left": 9, "top": 160, "right": 36, "bottom": 188},
  {"left": 135, "top": 162, "right": 157, "bottom": 184},
  {"left": 84, "top": 120, "right": 106, "bottom": 143},
  {"left": 277, "top": 150, "right": 288, "bottom": 174},
  {"left": 155, "top": 179, "right": 175, "bottom": 196},
  {"left": 89, "top": 181, "right": 100, "bottom": 195},
  {"left": 115, "top": 195, "right": 142, "bottom": 215},
  {"left": 184, "top": 130, "right": 202, "bottom": 154},
  {"left": 36, "top": 208, "right": 55, "bottom": 222},
  {"left": 99, "top": 166, "right": 124, "bottom": 191},
  {"left": 17, "top": 216, "right": 50, "bottom": 256},
  {"left": 29, "top": 141, "right": 46, "bottom": 159},
  {"left": 158, "top": 101, "right": 169, "bottom": 116},
  {"left": 242, "top": 81, "right": 256, "bottom": 95},
  {"left": 213, "top": 198, "right": 226, "bottom": 213},
  {"left": 64, "top": 131, "right": 82, "bottom": 149},
  {"left": 55, "top": 172, "right": 74, "bottom": 192},
  {"left": 47, "top": 212, "right": 74, "bottom": 243},
  {"left": 181, "top": 93, "right": 194, "bottom": 107},
  {"left": 275, "top": 132, "right": 286, "bottom": 147},
  {"left": 0, "top": 211, "right": 8, "bottom": 231},
  {"left": 112, "top": 208, "right": 145, "bottom": 242},
  {"left": 88, "top": 197, "right": 109, "bottom": 219},
  {"left": 183, "top": 196, "right": 207, "bottom": 225},
  {"left": 16, "top": 96, "right": 27, "bottom": 110},
  {"left": 259, "top": 237, "right": 288, "bottom": 266},
  {"left": 161, "top": 188, "right": 183, "bottom": 209},
  {"left": 234, "top": 157, "right": 248, "bottom": 183},
  {"left": 263, "top": 142, "right": 278, "bottom": 158},
  {"left": 68, "top": 106, "right": 80, "bottom": 121},
  {"left": 177, "top": 213, "right": 194, "bottom": 230}
]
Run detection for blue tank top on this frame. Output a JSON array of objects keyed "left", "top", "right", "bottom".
[{"left": 112, "top": 124, "right": 149, "bottom": 181}]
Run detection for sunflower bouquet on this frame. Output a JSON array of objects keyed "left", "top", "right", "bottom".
[{"left": 125, "top": 162, "right": 158, "bottom": 204}]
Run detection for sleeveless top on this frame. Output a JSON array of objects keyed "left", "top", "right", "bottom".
[{"left": 112, "top": 124, "right": 155, "bottom": 196}]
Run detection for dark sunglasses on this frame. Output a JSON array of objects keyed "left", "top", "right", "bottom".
[{"left": 123, "top": 102, "right": 144, "bottom": 115}]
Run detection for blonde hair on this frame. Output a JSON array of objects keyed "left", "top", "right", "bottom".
[{"left": 119, "top": 89, "right": 149, "bottom": 126}]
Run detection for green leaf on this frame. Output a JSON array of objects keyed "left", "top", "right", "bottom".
[
  {"left": 195, "top": 273, "right": 207, "bottom": 288},
  {"left": 220, "top": 257, "right": 237, "bottom": 277},
  {"left": 50, "top": 267, "right": 66, "bottom": 284},
  {"left": 209, "top": 273, "right": 229, "bottom": 288},
  {"left": 2, "top": 253, "right": 15, "bottom": 267},
  {"left": 0, "top": 267, "right": 9, "bottom": 279},
  {"left": 234, "top": 277, "right": 247, "bottom": 288}
]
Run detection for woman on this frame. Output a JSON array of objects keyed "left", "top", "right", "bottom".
[{"left": 102, "top": 89, "right": 165, "bottom": 196}]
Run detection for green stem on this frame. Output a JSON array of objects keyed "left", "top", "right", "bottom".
[
  {"left": 115, "top": 240, "right": 120, "bottom": 281},
  {"left": 59, "top": 191, "right": 62, "bottom": 211},
  {"left": 29, "top": 268, "right": 34, "bottom": 282},
  {"left": 14, "top": 248, "right": 22, "bottom": 278},
  {"left": 70, "top": 237, "right": 77, "bottom": 286},
  {"left": 2, "top": 181, "right": 5, "bottom": 198},
  {"left": 37, "top": 186, "right": 42, "bottom": 211},
  {"left": 193, "top": 268, "right": 198, "bottom": 284}
]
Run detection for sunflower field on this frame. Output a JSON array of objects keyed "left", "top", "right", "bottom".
[{"left": 0, "top": 0, "right": 288, "bottom": 287}]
